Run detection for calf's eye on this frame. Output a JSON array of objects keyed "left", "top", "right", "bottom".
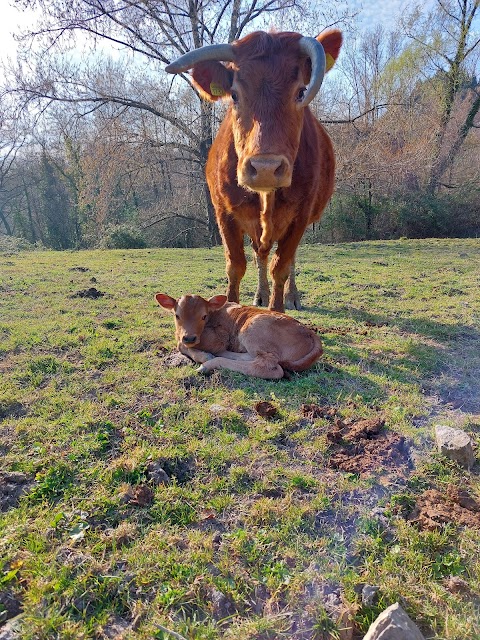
[
  {"left": 202, "top": 314, "right": 207, "bottom": 320},
  {"left": 231, "top": 90, "right": 239, "bottom": 104}
]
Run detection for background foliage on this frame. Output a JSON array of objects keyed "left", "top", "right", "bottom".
[{"left": 0, "top": 0, "right": 479, "bottom": 249}]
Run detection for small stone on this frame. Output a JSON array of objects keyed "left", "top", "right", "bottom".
[
  {"left": 444, "top": 575, "right": 470, "bottom": 594},
  {"left": 210, "top": 588, "right": 235, "bottom": 620},
  {"left": 435, "top": 425, "right": 475, "bottom": 469},
  {"left": 209, "top": 404, "right": 227, "bottom": 414},
  {"left": 361, "top": 585, "right": 380, "bottom": 606},
  {"left": 363, "top": 602, "right": 425, "bottom": 640},
  {"left": 146, "top": 461, "right": 170, "bottom": 485}
]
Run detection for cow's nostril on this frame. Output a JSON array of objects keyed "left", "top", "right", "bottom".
[
  {"left": 183, "top": 335, "right": 197, "bottom": 344},
  {"left": 274, "top": 160, "right": 287, "bottom": 178},
  {"left": 245, "top": 160, "right": 257, "bottom": 178}
]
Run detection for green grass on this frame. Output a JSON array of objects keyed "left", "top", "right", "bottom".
[{"left": 0, "top": 239, "right": 479, "bottom": 639}]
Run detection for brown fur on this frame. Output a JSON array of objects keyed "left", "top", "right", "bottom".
[
  {"left": 190, "top": 29, "right": 343, "bottom": 312},
  {"left": 155, "top": 293, "right": 323, "bottom": 380}
]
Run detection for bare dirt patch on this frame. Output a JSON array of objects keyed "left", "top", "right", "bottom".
[
  {"left": 301, "top": 403, "right": 338, "bottom": 420},
  {"left": 70, "top": 287, "right": 105, "bottom": 299},
  {"left": 161, "top": 351, "right": 191, "bottom": 368},
  {"left": 408, "top": 486, "right": 480, "bottom": 530},
  {"left": 327, "top": 417, "right": 412, "bottom": 479},
  {"left": 0, "top": 585, "right": 22, "bottom": 624},
  {"left": 254, "top": 401, "right": 279, "bottom": 420},
  {"left": 0, "top": 401, "right": 26, "bottom": 421},
  {"left": 0, "top": 472, "right": 34, "bottom": 512}
]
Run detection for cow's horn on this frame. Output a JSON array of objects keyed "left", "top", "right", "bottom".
[
  {"left": 165, "top": 44, "right": 235, "bottom": 74},
  {"left": 298, "top": 36, "right": 326, "bottom": 107}
]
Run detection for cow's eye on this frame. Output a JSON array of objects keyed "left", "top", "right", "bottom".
[
  {"left": 296, "top": 87, "right": 307, "bottom": 102},
  {"left": 202, "top": 314, "right": 207, "bottom": 320},
  {"left": 231, "top": 90, "right": 239, "bottom": 104},
  {"left": 175, "top": 314, "right": 179, "bottom": 319}
]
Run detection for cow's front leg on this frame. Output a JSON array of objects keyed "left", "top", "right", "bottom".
[
  {"left": 269, "top": 226, "right": 306, "bottom": 312},
  {"left": 284, "top": 259, "right": 302, "bottom": 310},
  {"left": 218, "top": 213, "right": 246, "bottom": 303},
  {"left": 252, "top": 252, "right": 270, "bottom": 307},
  {"left": 178, "top": 343, "right": 214, "bottom": 364}
]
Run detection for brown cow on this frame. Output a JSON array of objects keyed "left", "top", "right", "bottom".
[
  {"left": 155, "top": 293, "right": 322, "bottom": 379},
  {"left": 166, "top": 29, "right": 342, "bottom": 312}
]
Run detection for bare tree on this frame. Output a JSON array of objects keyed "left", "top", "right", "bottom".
[
  {"left": 403, "top": 0, "right": 480, "bottom": 192},
  {"left": 7, "top": 0, "right": 350, "bottom": 244}
]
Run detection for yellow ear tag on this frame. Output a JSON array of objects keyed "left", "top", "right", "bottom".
[
  {"left": 325, "top": 53, "right": 335, "bottom": 72},
  {"left": 210, "top": 82, "right": 226, "bottom": 97}
]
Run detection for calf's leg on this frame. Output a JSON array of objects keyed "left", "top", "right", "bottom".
[
  {"left": 179, "top": 344, "right": 214, "bottom": 364},
  {"left": 198, "top": 353, "right": 284, "bottom": 380}
]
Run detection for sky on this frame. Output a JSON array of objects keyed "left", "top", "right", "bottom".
[{"left": 0, "top": 0, "right": 441, "bottom": 63}]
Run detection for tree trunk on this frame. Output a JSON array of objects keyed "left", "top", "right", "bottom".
[
  {"left": 199, "top": 100, "right": 221, "bottom": 245},
  {"left": 0, "top": 207, "right": 13, "bottom": 236}
]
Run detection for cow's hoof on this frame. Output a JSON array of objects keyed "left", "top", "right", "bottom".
[
  {"left": 284, "top": 294, "right": 302, "bottom": 310},
  {"left": 253, "top": 295, "right": 266, "bottom": 307}
]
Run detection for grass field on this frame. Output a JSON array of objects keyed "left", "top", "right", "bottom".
[{"left": 1, "top": 238, "right": 479, "bottom": 639}]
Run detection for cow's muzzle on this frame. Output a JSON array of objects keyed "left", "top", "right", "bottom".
[{"left": 239, "top": 154, "right": 292, "bottom": 191}]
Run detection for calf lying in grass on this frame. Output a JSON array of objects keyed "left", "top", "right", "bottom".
[{"left": 156, "top": 293, "right": 322, "bottom": 379}]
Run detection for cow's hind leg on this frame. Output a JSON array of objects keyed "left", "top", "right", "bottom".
[
  {"left": 269, "top": 225, "right": 306, "bottom": 312},
  {"left": 252, "top": 252, "right": 270, "bottom": 307},
  {"left": 198, "top": 353, "right": 284, "bottom": 379},
  {"left": 284, "top": 259, "right": 302, "bottom": 310}
]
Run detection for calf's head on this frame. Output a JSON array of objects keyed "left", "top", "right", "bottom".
[
  {"left": 155, "top": 293, "right": 227, "bottom": 347},
  {"left": 166, "top": 29, "right": 342, "bottom": 192}
]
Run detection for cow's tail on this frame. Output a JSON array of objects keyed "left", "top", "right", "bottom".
[{"left": 281, "top": 331, "right": 323, "bottom": 372}]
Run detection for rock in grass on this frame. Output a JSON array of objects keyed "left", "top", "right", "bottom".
[
  {"left": 361, "top": 584, "right": 380, "bottom": 606},
  {"left": 146, "top": 461, "right": 170, "bottom": 485},
  {"left": 363, "top": 602, "right": 425, "bottom": 640},
  {"left": 435, "top": 425, "right": 475, "bottom": 469},
  {"left": 0, "top": 614, "right": 23, "bottom": 639}
]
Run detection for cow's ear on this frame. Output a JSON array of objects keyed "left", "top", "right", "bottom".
[
  {"left": 155, "top": 293, "right": 177, "bottom": 310},
  {"left": 316, "top": 29, "right": 343, "bottom": 72},
  {"left": 191, "top": 61, "right": 233, "bottom": 102},
  {"left": 208, "top": 294, "right": 228, "bottom": 310}
]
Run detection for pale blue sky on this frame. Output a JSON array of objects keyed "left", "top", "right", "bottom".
[
  {"left": 345, "top": 0, "right": 436, "bottom": 29},
  {"left": 0, "top": 0, "right": 440, "bottom": 62}
]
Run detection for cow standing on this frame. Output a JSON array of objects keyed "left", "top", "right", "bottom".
[{"left": 166, "top": 29, "right": 342, "bottom": 312}]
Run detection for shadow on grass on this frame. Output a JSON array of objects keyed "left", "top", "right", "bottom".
[{"left": 306, "top": 304, "right": 480, "bottom": 413}]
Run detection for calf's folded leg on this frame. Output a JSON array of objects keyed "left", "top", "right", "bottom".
[
  {"left": 179, "top": 345, "right": 214, "bottom": 364},
  {"left": 198, "top": 354, "right": 284, "bottom": 380}
]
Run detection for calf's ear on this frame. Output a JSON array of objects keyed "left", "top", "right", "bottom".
[
  {"left": 208, "top": 294, "right": 228, "bottom": 310},
  {"left": 316, "top": 29, "right": 343, "bottom": 72},
  {"left": 155, "top": 293, "right": 177, "bottom": 310},
  {"left": 191, "top": 61, "right": 234, "bottom": 101}
]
